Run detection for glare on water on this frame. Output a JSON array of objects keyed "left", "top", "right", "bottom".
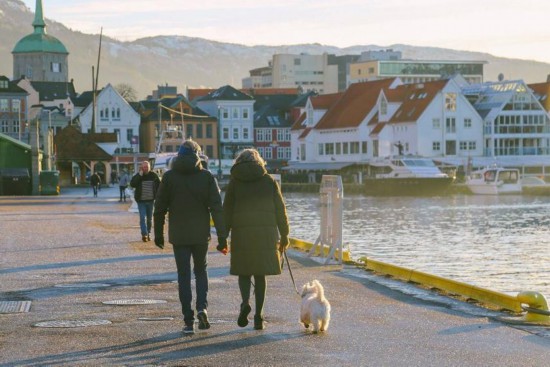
[{"left": 284, "top": 193, "right": 550, "bottom": 297}]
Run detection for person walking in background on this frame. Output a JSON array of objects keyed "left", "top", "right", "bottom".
[
  {"left": 130, "top": 161, "right": 160, "bottom": 242},
  {"left": 110, "top": 170, "right": 118, "bottom": 187},
  {"left": 90, "top": 171, "right": 101, "bottom": 197},
  {"left": 154, "top": 139, "right": 227, "bottom": 335},
  {"left": 222, "top": 148, "right": 290, "bottom": 330},
  {"left": 118, "top": 170, "right": 130, "bottom": 202}
]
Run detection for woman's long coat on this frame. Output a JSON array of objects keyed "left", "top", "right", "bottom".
[{"left": 223, "top": 161, "right": 289, "bottom": 276}]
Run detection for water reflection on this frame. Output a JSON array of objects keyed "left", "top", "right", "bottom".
[{"left": 284, "top": 193, "right": 550, "bottom": 296}]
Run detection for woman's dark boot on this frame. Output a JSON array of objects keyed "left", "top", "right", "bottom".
[
  {"left": 254, "top": 315, "right": 265, "bottom": 330},
  {"left": 238, "top": 303, "right": 251, "bottom": 327}
]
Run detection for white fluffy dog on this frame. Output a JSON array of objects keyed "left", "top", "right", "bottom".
[{"left": 300, "top": 279, "right": 331, "bottom": 333}]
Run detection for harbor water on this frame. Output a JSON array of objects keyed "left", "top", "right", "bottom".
[{"left": 284, "top": 192, "right": 550, "bottom": 298}]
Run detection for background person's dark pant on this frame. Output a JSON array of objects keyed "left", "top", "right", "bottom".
[{"left": 173, "top": 244, "right": 209, "bottom": 326}]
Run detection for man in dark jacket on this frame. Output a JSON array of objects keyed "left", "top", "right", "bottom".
[
  {"left": 154, "top": 139, "right": 227, "bottom": 335},
  {"left": 90, "top": 171, "right": 101, "bottom": 197},
  {"left": 130, "top": 161, "right": 160, "bottom": 242}
]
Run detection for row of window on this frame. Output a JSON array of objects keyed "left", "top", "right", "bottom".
[
  {"left": 222, "top": 127, "right": 251, "bottom": 141},
  {"left": 432, "top": 117, "right": 472, "bottom": 131},
  {"left": 186, "top": 123, "right": 214, "bottom": 139},
  {"left": 256, "top": 128, "right": 292, "bottom": 142},
  {"left": 220, "top": 107, "right": 250, "bottom": 120},
  {"left": 0, "top": 99, "right": 21, "bottom": 112},
  {"left": 1, "top": 120, "right": 20, "bottom": 133},
  {"left": 257, "top": 146, "right": 292, "bottom": 160},
  {"left": 318, "top": 141, "right": 367, "bottom": 155},
  {"left": 432, "top": 141, "right": 477, "bottom": 151},
  {"left": 100, "top": 107, "right": 121, "bottom": 120}
]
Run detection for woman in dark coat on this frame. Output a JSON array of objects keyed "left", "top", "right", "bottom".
[{"left": 221, "top": 148, "right": 289, "bottom": 330}]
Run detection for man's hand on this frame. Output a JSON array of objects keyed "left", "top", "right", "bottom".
[
  {"left": 278, "top": 235, "right": 289, "bottom": 252},
  {"left": 154, "top": 236, "right": 164, "bottom": 249},
  {"left": 216, "top": 237, "right": 228, "bottom": 255}
]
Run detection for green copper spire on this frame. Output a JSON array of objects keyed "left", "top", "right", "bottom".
[{"left": 32, "top": 0, "right": 46, "bottom": 34}]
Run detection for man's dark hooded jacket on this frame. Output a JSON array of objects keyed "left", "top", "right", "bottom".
[{"left": 154, "top": 153, "right": 226, "bottom": 245}]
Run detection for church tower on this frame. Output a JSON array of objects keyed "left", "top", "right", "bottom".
[{"left": 12, "top": 0, "right": 69, "bottom": 82}]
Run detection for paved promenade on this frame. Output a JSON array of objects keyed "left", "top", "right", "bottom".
[{"left": 0, "top": 185, "right": 549, "bottom": 366}]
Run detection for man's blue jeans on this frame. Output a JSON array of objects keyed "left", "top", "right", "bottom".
[
  {"left": 173, "top": 244, "right": 209, "bottom": 326},
  {"left": 137, "top": 201, "right": 154, "bottom": 236}
]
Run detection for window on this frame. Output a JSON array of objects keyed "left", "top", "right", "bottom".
[
  {"left": 265, "top": 129, "right": 272, "bottom": 142},
  {"left": 335, "top": 142, "right": 341, "bottom": 154},
  {"left": 116, "top": 108, "right": 121, "bottom": 119},
  {"left": 362, "top": 141, "right": 368, "bottom": 154},
  {"left": 51, "top": 62, "right": 61, "bottom": 73},
  {"left": 257, "top": 129, "right": 265, "bottom": 142},
  {"left": 446, "top": 117, "right": 456, "bottom": 133},
  {"left": 243, "top": 128, "right": 249, "bottom": 140},
  {"left": 325, "top": 143, "right": 334, "bottom": 155},
  {"left": 12, "top": 100, "right": 20, "bottom": 113},
  {"left": 380, "top": 98, "right": 387, "bottom": 115},
  {"left": 294, "top": 58, "right": 301, "bottom": 66},
  {"left": 0, "top": 99, "right": 8, "bottom": 111},
  {"left": 285, "top": 129, "right": 291, "bottom": 141},
  {"left": 186, "top": 124, "right": 193, "bottom": 138},
  {"left": 350, "top": 142, "right": 360, "bottom": 154},
  {"left": 114, "top": 129, "right": 120, "bottom": 140},
  {"left": 223, "top": 127, "right": 229, "bottom": 140},
  {"left": 318, "top": 143, "right": 324, "bottom": 155},
  {"left": 196, "top": 124, "right": 203, "bottom": 138},
  {"left": 126, "top": 129, "right": 133, "bottom": 142},
  {"left": 0, "top": 80, "right": 8, "bottom": 89},
  {"left": 264, "top": 147, "right": 272, "bottom": 159},
  {"left": 445, "top": 93, "right": 457, "bottom": 111},
  {"left": 300, "top": 144, "right": 306, "bottom": 160},
  {"left": 1, "top": 120, "right": 9, "bottom": 133},
  {"left": 285, "top": 147, "right": 291, "bottom": 159},
  {"left": 257, "top": 147, "right": 264, "bottom": 158},
  {"left": 206, "top": 145, "right": 213, "bottom": 158},
  {"left": 111, "top": 108, "right": 116, "bottom": 118},
  {"left": 432, "top": 118, "right": 441, "bottom": 129},
  {"left": 233, "top": 127, "right": 239, "bottom": 140},
  {"left": 222, "top": 108, "right": 229, "bottom": 119},
  {"left": 433, "top": 142, "right": 441, "bottom": 151},
  {"left": 464, "top": 118, "right": 472, "bottom": 128},
  {"left": 277, "top": 129, "right": 284, "bottom": 141},
  {"left": 232, "top": 108, "right": 239, "bottom": 119},
  {"left": 343, "top": 142, "right": 349, "bottom": 154},
  {"left": 277, "top": 147, "right": 285, "bottom": 159},
  {"left": 243, "top": 108, "right": 249, "bottom": 119}
]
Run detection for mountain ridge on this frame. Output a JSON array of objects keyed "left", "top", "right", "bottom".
[{"left": 1, "top": 0, "right": 549, "bottom": 100}]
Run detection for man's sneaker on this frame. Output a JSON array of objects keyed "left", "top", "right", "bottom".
[
  {"left": 197, "top": 310, "right": 210, "bottom": 330},
  {"left": 146, "top": 234, "right": 151, "bottom": 242},
  {"left": 142, "top": 235, "right": 147, "bottom": 242},
  {"left": 182, "top": 323, "right": 195, "bottom": 335}
]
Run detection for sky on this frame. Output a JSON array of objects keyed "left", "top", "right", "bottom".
[{"left": 21, "top": 0, "right": 550, "bottom": 64}]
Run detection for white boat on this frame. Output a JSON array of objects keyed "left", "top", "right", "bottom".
[
  {"left": 364, "top": 157, "right": 454, "bottom": 195},
  {"left": 466, "top": 167, "right": 522, "bottom": 195}
]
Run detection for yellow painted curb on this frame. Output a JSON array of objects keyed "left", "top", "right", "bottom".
[
  {"left": 289, "top": 237, "right": 351, "bottom": 262},
  {"left": 360, "top": 257, "right": 522, "bottom": 313}
]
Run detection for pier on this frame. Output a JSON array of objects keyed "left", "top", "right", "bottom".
[{"left": 0, "top": 185, "right": 549, "bottom": 366}]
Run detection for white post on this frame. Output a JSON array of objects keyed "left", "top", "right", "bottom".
[{"left": 308, "top": 175, "right": 344, "bottom": 264}]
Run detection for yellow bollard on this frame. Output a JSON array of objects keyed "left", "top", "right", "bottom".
[{"left": 517, "top": 291, "right": 550, "bottom": 324}]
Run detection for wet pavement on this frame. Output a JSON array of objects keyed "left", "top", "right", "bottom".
[{"left": 0, "top": 185, "right": 549, "bottom": 366}]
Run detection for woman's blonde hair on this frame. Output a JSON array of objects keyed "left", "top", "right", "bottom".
[{"left": 235, "top": 148, "right": 266, "bottom": 167}]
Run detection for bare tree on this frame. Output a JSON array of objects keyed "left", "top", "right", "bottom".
[{"left": 115, "top": 83, "right": 138, "bottom": 102}]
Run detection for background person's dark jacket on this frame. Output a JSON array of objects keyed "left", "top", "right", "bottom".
[
  {"left": 154, "top": 154, "right": 226, "bottom": 246},
  {"left": 90, "top": 173, "right": 101, "bottom": 187},
  {"left": 223, "top": 161, "right": 289, "bottom": 276},
  {"left": 130, "top": 171, "right": 160, "bottom": 202}
]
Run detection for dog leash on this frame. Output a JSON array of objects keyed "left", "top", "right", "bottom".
[{"left": 281, "top": 249, "right": 300, "bottom": 295}]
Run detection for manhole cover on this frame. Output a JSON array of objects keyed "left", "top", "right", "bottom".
[
  {"left": 0, "top": 301, "right": 32, "bottom": 313},
  {"left": 55, "top": 283, "right": 111, "bottom": 288},
  {"left": 102, "top": 299, "right": 167, "bottom": 305},
  {"left": 138, "top": 317, "right": 174, "bottom": 321},
  {"left": 34, "top": 319, "right": 112, "bottom": 328}
]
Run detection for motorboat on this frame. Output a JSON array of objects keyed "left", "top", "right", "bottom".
[
  {"left": 466, "top": 167, "right": 521, "bottom": 195},
  {"left": 364, "top": 157, "right": 454, "bottom": 195}
]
